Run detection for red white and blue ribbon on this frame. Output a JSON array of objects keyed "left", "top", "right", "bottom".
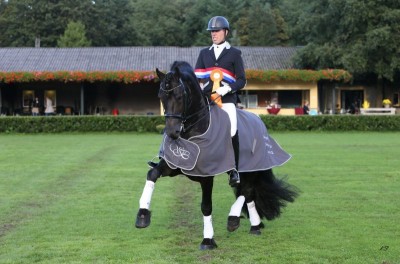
[{"left": 195, "top": 67, "right": 236, "bottom": 84}]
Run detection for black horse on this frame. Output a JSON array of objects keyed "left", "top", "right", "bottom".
[{"left": 135, "top": 61, "right": 298, "bottom": 250}]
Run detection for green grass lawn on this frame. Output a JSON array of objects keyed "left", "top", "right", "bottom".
[{"left": 0, "top": 132, "right": 399, "bottom": 264}]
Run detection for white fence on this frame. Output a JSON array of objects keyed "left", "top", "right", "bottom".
[{"left": 360, "top": 108, "right": 396, "bottom": 115}]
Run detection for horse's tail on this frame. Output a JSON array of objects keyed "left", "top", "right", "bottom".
[{"left": 236, "top": 169, "right": 299, "bottom": 220}]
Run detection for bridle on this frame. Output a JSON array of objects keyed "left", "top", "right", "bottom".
[
  {"left": 159, "top": 73, "right": 211, "bottom": 133},
  {"left": 159, "top": 77, "right": 189, "bottom": 121}
]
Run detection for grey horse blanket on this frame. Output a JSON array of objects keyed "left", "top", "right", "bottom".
[{"left": 159, "top": 106, "right": 291, "bottom": 177}]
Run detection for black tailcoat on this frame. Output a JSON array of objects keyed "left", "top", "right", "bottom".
[{"left": 195, "top": 45, "right": 246, "bottom": 104}]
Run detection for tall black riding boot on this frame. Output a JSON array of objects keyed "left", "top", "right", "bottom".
[{"left": 228, "top": 131, "right": 240, "bottom": 187}]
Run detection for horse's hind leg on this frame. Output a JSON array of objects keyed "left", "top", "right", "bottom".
[
  {"left": 242, "top": 174, "right": 262, "bottom": 235},
  {"left": 227, "top": 173, "right": 263, "bottom": 234},
  {"left": 246, "top": 200, "right": 262, "bottom": 235},
  {"left": 227, "top": 195, "right": 245, "bottom": 232},
  {"left": 227, "top": 197, "right": 262, "bottom": 234}
]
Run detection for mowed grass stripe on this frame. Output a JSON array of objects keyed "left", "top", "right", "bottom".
[
  {"left": 0, "top": 132, "right": 399, "bottom": 264},
  {"left": 0, "top": 142, "right": 116, "bottom": 238}
]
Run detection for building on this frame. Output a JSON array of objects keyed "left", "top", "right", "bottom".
[{"left": 0, "top": 47, "right": 352, "bottom": 116}]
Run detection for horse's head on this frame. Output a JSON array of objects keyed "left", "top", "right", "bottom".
[{"left": 156, "top": 67, "right": 189, "bottom": 139}]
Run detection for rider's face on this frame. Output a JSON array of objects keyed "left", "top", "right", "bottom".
[{"left": 210, "top": 29, "right": 226, "bottom": 45}]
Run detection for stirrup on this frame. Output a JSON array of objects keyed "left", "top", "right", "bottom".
[
  {"left": 147, "top": 161, "right": 158, "bottom": 168},
  {"left": 147, "top": 156, "right": 159, "bottom": 168}
]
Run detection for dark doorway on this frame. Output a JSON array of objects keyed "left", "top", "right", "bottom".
[{"left": 341, "top": 90, "right": 363, "bottom": 113}]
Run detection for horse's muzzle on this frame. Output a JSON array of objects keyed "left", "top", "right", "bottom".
[{"left": 165, "top": 120, "right": 182, "bottom": 139}]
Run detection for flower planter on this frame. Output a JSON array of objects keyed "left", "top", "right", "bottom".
[{"left": 267, "top": 108, "right": 280, "bottom": 115}]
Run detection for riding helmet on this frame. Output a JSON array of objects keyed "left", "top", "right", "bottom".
[{"left": 207, "top": 16, "right": 230, "bottom": 31}]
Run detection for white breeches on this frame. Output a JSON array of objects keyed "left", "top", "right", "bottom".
[{"left": 221, "top": 103, "right": 237, "bottom": 137}]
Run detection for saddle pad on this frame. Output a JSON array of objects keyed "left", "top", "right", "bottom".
[
  {"left": 159, "top": 105, "right": 235, "bottom": 177},
  {"left": 158, "top": 106, "right": 291, "bottom": 176},
  {"left": 160, "top": 136, "right": 200, "bottom": 171}
]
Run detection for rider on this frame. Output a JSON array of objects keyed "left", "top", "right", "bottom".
[{"left": 194, "top": 16, "right": 246, "bottom": 187}]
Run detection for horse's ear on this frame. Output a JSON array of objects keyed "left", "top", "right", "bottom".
[
  {"left": 156, "top": 68, "right": 165, "bottom": 80},
  {"left": 174, "top": 67, "right": 181, "bottom": 78}
]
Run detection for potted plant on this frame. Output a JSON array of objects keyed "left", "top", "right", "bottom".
[
  {"left": 362, "top": 100, "right": 370, "bottom": 109},
  {"left": 266, "top": 103, "right": 281, "bottom": 115},
  {"left": 382, "top": 99, "right": 392, "bottom": 108}
]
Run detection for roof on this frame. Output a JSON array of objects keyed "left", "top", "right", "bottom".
[{"left": 0, "top": 46, "right": 299, "bottom": 72}]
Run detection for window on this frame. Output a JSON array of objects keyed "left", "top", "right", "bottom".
[
  {"left": 44, "top": 90, "right": 56, "bottom": 107},
  {"left": 277, "top": 90, "right": 302, "bottom": 108},
  {"left": 22, "top": 90, "right": 35, "bottom": 107},
  {"left": 238, "top": 94, "right": 258, "bottom": 108},
  {"left": 393, "top": 93, "right": 399, "bottom": 106}
]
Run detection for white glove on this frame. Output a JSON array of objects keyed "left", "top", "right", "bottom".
[{"left": 216, "top": 85, "right": 231, "bottom": 96}]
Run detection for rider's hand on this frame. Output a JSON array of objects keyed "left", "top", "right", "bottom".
[{"left": 216, "top": 85, "right": 231, "bottom": 96}]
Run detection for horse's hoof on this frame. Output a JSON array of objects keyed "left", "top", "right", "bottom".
[
  {"left": 135, "top": 208, "right": 151, "bottom": 228},
  {"left": 227, "top": 216, "right": 240, "bottom": 232},
  {"left": 249, "top": 225, "right": 261, "bottom": 235},
  {"left": 259, "top": 222, "right": 265, "bottom": 229},
  {"left": 200, "top": 238, "right": 218, "bottom": 250}
]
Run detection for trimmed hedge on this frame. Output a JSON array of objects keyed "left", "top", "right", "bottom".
[
  {"left": 259, "top": 115, "right": 400, "bottom": 131},
  {"left": 0, "top": 115, "right": 164, "bottom": 133},
  {"left": 0, "top": 114, "right": 399, "bottom": 133}
]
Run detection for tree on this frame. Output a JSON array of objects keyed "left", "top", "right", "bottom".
[
  {"left": 237, "top": 1, "right": 279, "bottom": 46},
  {"left": 128, "top": 0, "right": 191, "bottom": 46},
  {"left": 0, "top": 0, "right": 37, "bottom": 46},
  {"left": 180, "top": 0, "right": 241, "bottom": 46},
  {"left": 272, "top": 8, "right": 289, "bottom": 45},
  {"left": 88, "top": 0, "right": 136, "bottom": 46},
  {"left": 0, "top": 0, "right": 96, "bottom": 47},
  {"left": 287, "top": 0, "right": 400, "bottom": 82},
  {"left": 57, "top": 21, "right": 91, "bottom": 47},
  {"left": 0, "top": 0, "right": 135, "bottom": 47},
  {"left": 233, "top": 0, "right": 289, "bottom": 46}
]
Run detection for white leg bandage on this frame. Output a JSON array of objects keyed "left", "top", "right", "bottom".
[
  {"left": 203, "top": 215, "right": 214, "bottom": 239},
  {"left": 229, "top": 195, "right": 245, "bottom": 217},
  {"left": 221, "top": 103, "right": 237, "bottom": 137},
  {"left": 247, "top": 201, "right": 261, "bottom": 226},
  {"left": 139, "top": 180, "right": 155, "bottom": 209}
]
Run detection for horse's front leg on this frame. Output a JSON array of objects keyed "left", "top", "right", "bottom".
[
  {"left": 135, "top": 159, "right": 175, "bottom": 228},
  {"left": 197, "top": 176, "right": 217, "bottom": 250}
]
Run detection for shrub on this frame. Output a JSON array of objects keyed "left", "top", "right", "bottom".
[{"left": 0, "top": 114, "right": 399, "bottom": 133}]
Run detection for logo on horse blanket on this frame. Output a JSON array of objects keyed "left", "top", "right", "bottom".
[
  {"left": 159, "top": 136, "right": 200, "bottom": 171},
  {"left": 159, "top": 106, "right": 291, "bottom": 177}
]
